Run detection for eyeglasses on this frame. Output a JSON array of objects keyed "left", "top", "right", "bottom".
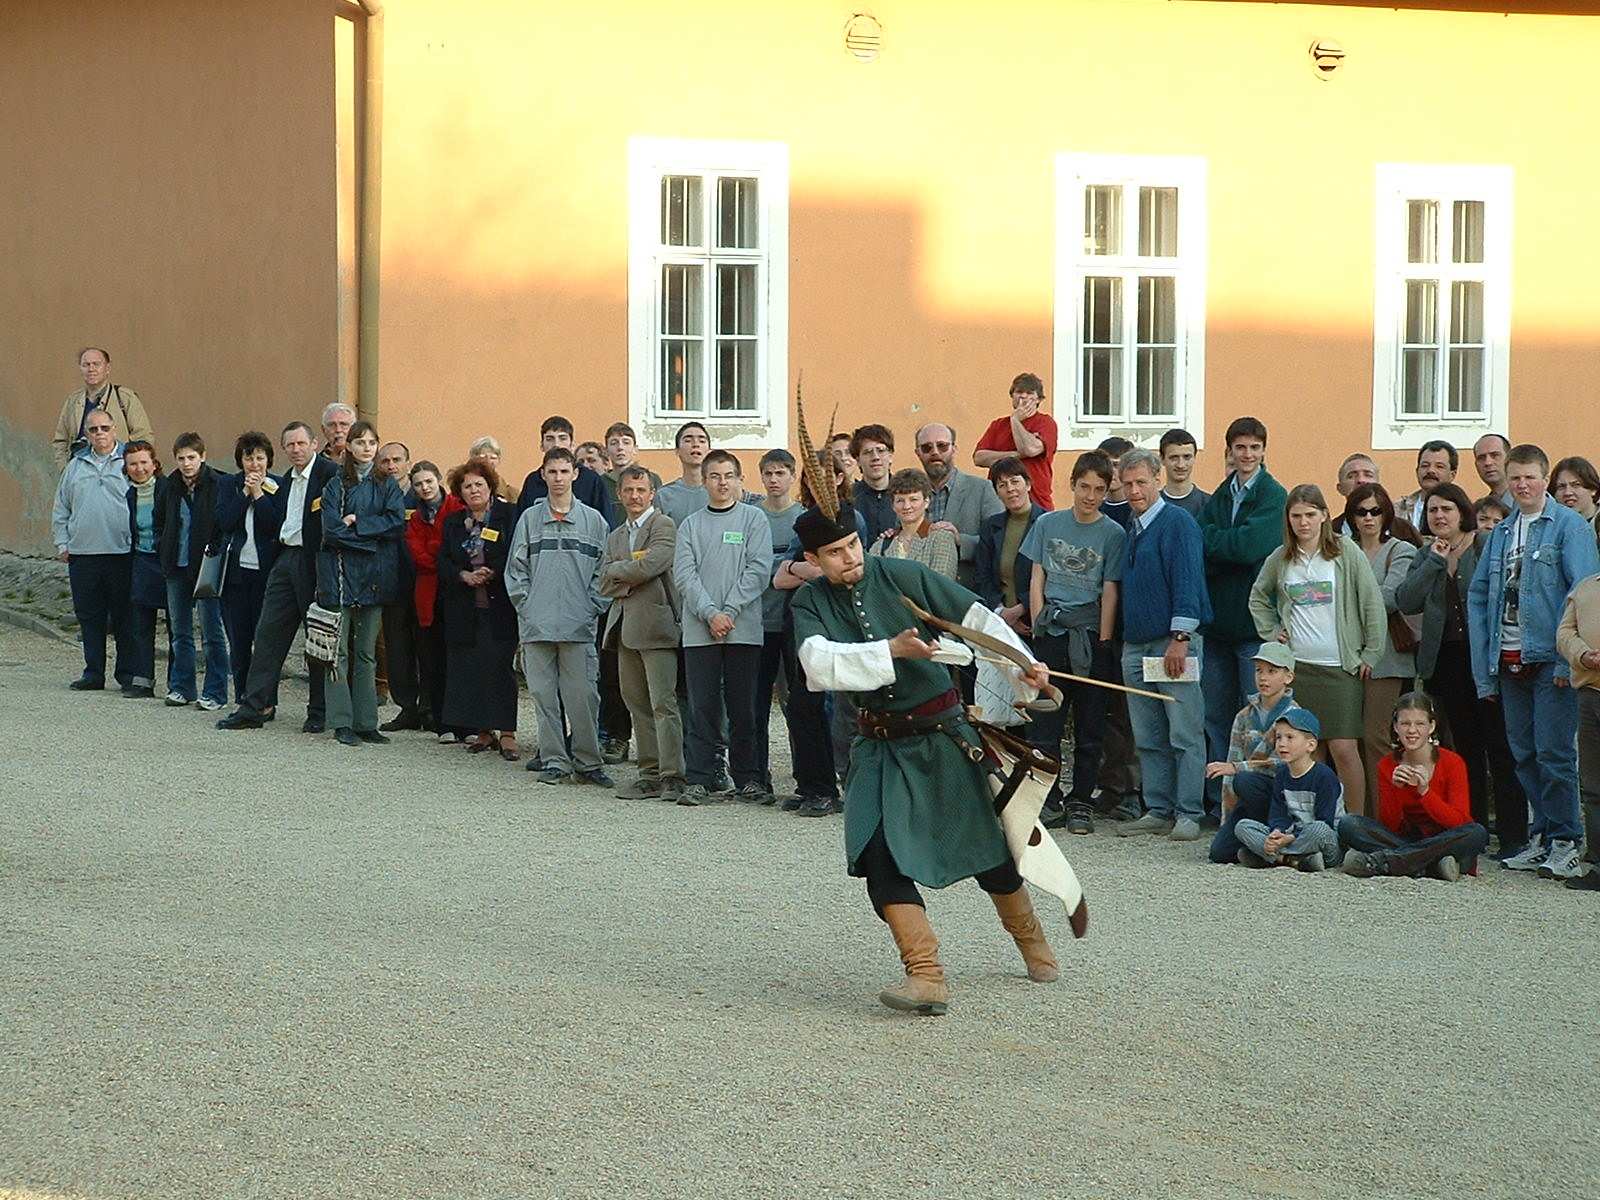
[
  {"left": 918, "top": 442, "right": 953, "bottom": 454},
  {"left": 1353, "top": 506, "right": 1383, "bottom": 517}
]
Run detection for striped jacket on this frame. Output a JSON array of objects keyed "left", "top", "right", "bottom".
[{"left": 504, "top": 496, "right": 609, "bottom": 643}]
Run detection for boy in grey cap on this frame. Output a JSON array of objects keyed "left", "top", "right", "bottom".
[
  {"left": 1204, "top": 641, "right": 1298, "bottom": 863},
  {"left": 1232, "top": 707, "right": 1345, "bottom": 871}
]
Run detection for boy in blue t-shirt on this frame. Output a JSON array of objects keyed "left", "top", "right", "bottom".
[{"left": 1232, "top": 707, "right": 1344, "bottom": 871}]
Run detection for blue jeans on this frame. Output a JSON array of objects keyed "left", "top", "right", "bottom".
[
  {"left": 1498, "top": 662, "right": 1581, "bottom": 844},
  {"left": 165, "top": 576, "right": 230, "bottom": 704},
  {"left": 1122, "top": 636, "right": 1207, "bottom": 821},
  {"left": 1202, "top": 635, "right": 1261, "bottom": 811},
  {"left": 1209, "top": 768, "right": 1273, "bottom": 863}
]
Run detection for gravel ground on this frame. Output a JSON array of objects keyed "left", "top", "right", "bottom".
[{"left": 2, "top": 623, "right": 1597, "bottom": 1200}]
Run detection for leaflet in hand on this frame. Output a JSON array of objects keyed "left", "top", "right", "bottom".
[{"left": 1141, "top": 655, "right": 1200, "bottom": 683}]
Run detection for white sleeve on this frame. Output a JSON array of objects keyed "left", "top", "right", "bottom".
[
  {"left": 798, "top": 634, "right": 897, "bottom": 692},
  {"left": 963, "top": 600, "right": 1042, "bottom": 725}
]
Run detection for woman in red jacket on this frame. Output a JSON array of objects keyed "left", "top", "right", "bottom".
[
  {"left": 1338, "top": 691, "right": 1488, "bottom": 880},
  {"left": 403, "top": 461, "right": 463, "bottom": 740}
]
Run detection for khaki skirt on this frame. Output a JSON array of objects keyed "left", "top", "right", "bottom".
[{"left": 1291, "top": 662, "right": 1364, "bottom": 740}]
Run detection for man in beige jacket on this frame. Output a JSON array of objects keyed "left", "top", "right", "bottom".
[
  {"left": 52, "top": 347, "right": 152, "bottom": 472},
  {"left": 599, "top": 465, "right": 685, "bottom": 800},
  {"left": 1556, "top": 572, "right": 1600, "bottom": 891}
]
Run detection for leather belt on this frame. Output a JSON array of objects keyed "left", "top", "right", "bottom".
[{"left": 857, "top": 689, "right": 963, "bottom": 741}]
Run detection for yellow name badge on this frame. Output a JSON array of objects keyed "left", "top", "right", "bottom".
[
  {"left": 261, "top": 478, "right": 279, "bottom": 494},
  {"left": 311, "top": 497, "right": 322, "bottom": 511},
  {"left": 405, "top": 509, "right": 416, "bottom": 521},
  {"left": 631, "top": 549, "right": 647, "bottom": 560},
  {"left": 481, "top": 526, "right": 500, "bottom": 542}
]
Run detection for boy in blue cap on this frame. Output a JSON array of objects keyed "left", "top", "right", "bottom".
[{"left": 1233, "top": 707, "right": 1345, "bottom": 871}]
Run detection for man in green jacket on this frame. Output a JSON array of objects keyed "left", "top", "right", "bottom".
[{"left": 1196, "top": 417, "right": 1288, "bottom": 816}]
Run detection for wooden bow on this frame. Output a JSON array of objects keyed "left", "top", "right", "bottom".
[{"left": 899, "top": 595, "right": 1062, "bottom": 711}]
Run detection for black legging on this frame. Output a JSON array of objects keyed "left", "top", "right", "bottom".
[
  {"left": 1428, "top": 639, "right": 1528, "bottom": 849},
  {"left": 856, "top": 825, "right": 1021, "bottom": 917}
]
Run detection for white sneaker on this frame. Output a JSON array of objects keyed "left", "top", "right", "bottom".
[
  {"left": 1501, "top": 838, "right": 1547, "bottom": 872},
  {"left": 196, "top": 697, "right": 222, "bottom": 712},
  {"left": 1537, "top": 839, "right": 1583, "bottom": 880},
  {"left": 164, "top": 690, "right": 189, "bottom": 706}
]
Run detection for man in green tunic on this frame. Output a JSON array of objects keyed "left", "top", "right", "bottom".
[{"left": 790, "top": 501, "right": 1063, "bottom": 1015}]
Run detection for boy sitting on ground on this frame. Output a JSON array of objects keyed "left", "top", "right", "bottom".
[
  {"left": 1204, "top": 642, "right": 1298, "bottom": 864},
  {"left": 1232, "top": 707, "right": 1344, "bottom": 872}
]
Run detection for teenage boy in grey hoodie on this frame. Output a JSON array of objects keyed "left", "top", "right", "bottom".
[
  {"left": 673, "top": 450, "right": 773, "bottom": 805},
  {"left": 505, "top": 447, "right": 612, "bottom": 786},
  {"left": 51, "top": 410, "right": 133, "bottom": 690}
]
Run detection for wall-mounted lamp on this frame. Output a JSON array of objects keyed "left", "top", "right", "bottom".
[
  {"left": 1310, "top": 39, "right": 1346, "bottom": 80},
  {"left": 845, "top": 13, "right": 882, "bottom": 63}
]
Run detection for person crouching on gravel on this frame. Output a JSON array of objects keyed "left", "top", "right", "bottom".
[
  {"left": 1338, "top": 692, "right": 1486, "bottom": 881},
  {"left": 1232, "top": 707, "right": 1344, "bottom": 872},
  {"left": 1204, "top": 641, "right": 1297, "bottom": 864}
]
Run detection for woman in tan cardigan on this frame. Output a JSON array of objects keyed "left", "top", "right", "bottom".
[{"left": 869, "top": 468, "right": 959, "bottom": 579}]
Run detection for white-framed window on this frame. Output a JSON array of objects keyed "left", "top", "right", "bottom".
[
  {"left": 1053, "top": 154, "right": 1207, "bottom": 450},
  {"left": 627, "top": 137, "right": 789, "bottom": 451},
  {"left": 1371, "top": 164, "right": 1512, "bottom": 450}
]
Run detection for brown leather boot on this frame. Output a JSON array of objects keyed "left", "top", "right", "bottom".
[
  {"left": 878, "top": 903, "right": 949, "bottom": 1015},
  {"left": 990, "top": 887, "right": 1060, "bottom": 982}
]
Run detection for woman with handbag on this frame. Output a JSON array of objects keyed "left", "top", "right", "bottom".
[
  {"left": 213, "top": 431, "right": 285, "bottom": 712},
  {"left": 1343, "top": 483, "right": 1421, "bottom": 807},
  {"left": 155, "top": 432, "right": 230, "bottom": 710},
  {"left": 402, "top": 460, "right": 463, "bottom": 739},
  {"left": 1395, "top": 482, "right": 1528, "bottom": 855},
  {"left": 437, "top": 460, "right": 521, "bottom": 759},
  {"left": 122, "top": 440, "right": 166, "bottom": 699},
  {"left": 316, "top": 420, "right": 406, "bottom": 747},
  {"left": 1248, "top": 483, "right": 1387, "bottom": 815}
]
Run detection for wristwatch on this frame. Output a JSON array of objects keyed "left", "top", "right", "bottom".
[{"left": 1170, "top": 631, "right": 1191, "bottom": 643}]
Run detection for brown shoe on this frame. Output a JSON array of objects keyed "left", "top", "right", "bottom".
[
  {"left": 878, "top": 903, "right": 949, "bottom": 1015},
  {"left": 989, "top": 887, "right": 1060, "bottom": 983}
]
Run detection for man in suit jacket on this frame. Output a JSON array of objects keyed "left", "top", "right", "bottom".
[
  {"left": 915, "top": 422, "right": 1005, "bottom": 590},
  {"left": 217, "top": 420, "right": 340, "bottom": 731},
  {"left": 598, "top": 466, "right": 685, "bottom": 800}
]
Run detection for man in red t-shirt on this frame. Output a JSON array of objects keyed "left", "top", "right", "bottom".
[{"left": 973, "top": 372, "right": 1058, "bottom": 510}]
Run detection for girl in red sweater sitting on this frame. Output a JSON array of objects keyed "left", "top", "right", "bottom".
[{"left": 1339, "top": 691, "right": 1488, "bottom": 880}]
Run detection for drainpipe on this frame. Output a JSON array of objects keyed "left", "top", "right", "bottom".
[{"left": 355, "top": 1, "right": 383, "bottom": 424}]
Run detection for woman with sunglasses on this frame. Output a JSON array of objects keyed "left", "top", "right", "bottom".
[{"left": 1342, "top": 483, "right": 1421, "bottom": 806}]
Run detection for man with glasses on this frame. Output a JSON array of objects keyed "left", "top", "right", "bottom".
[
  {"left": 51, "top": 411, "right": 134, "bottom": 689},
  {"left": 850, "top": 424, "right": 897, "bottom": 544},
  {"left": 914, "top": 422, "right": 1003, "bottom": 591}
]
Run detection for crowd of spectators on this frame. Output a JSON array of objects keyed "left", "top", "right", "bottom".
[{"left": 45, "top": 351, "right": 1600, "bottom": 888}]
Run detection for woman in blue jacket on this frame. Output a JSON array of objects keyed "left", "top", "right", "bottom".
[
  {"left": 123, "top": 440, "right": 166, "bottom": 699},
  {"left": 213, "top": 431, "right": 285, "bottom": 710},
  {"left": 318, "top": 420, "right": 406, "bottom": 746}
]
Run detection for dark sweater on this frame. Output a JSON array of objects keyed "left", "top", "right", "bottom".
[
  {"left": 517, "top": 464, "right": 618, "bottom": 529},
  {"left": 1196, "top": 468, "right": 1288, "bottom": 642},
  {"left": 1120, "top": 501, "right": 1212, "bottom": 645}
]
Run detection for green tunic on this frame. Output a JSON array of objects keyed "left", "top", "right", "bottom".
[{"left": 790, "top": 556, "right": 1010, "bottom": 888}]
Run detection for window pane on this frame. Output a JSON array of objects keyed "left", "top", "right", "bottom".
[
  {"left": 1404, "top": 279, "right": 1437, "bottom": 345},
  {"left": 717, "top": 177, "right": 759, "bottom": 249},
  {"left": 1082, "top": 276, "right": 1122, "bottom": 345},
  {"left": 1451, "top": 281, "right": 1484, "bottom": 345},
  {"left": 660, "top": 339, "right": 702, "bottom": 412},
  {"left": 1136, "top": 347, "right": 1176, "bottom": 417},
  {"left": 716, "top": 340, "right": 758, "bottom": 412},
  {"left": 1406, "top": 200, "right": 1438, "bottom": 265},
  {"left": 660, "top": 264, "right": 704, "bottom": 336},
  {"left": 1138, "top": 187, "right": 1178, "bottom": 257},
  {"left": 1453, "top": 200, "right": 1485, "bottom": 264},
  {"left": 1137, "top": 276, "right": 1176, "bottom": 344},
  {"left": 1081, "top": 348, "right": 1121, "bottom": 418},
  {"left": 1401, "top": 348, "right": 1437, "bottom": 416},
  {"left": 717, "top": 264, "right": 757, "bottom": 335},
  {"left": 1083, "top": 185, "right": 1121, "bottom": 256},
  {"left": 660, "top": 176, "right": 703, "bottom": 247},
  {"left": 1448, "top": 348, "right": 1484, "bottom": 414}
]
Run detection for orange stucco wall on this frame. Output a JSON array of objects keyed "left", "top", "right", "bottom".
[
  {"left": 0, "top": 0, "right": 336, "bottom": 550},
  {"left": 3, "top": 0, "right": 1597, "bottom": 550}
]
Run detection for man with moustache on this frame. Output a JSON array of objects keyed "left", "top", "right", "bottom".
[{"left": 1397, "top": 441, "right": 1458, "bottom": 530}]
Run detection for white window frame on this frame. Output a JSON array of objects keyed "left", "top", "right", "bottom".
[
  {"left": 1371, "top": 164, "right": 1512, "bottom": 451},
  {"left": 627, "top": 137, "right": 789, "bottom": 452},
  {"left": 1053, "top": 153, "right": 1207, "bottom": 451}
]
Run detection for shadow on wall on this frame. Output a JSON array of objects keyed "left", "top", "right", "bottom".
[{"left": 0, "top": 419, "right": 64, "bottom": 554}]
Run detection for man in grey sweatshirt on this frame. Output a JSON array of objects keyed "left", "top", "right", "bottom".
[
  {"left": 51, "top": 411, "right": 135, "bottom": 690},
  {"left": 505, "top": 447, "right": 612, "bottom": 786},
  {"left": 673, "top": 450, "right": 774, "bottom": 804}
]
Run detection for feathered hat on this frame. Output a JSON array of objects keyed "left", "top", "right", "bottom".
[{"left": 791, "top": 374, "right": 860, "bottom": 553}]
